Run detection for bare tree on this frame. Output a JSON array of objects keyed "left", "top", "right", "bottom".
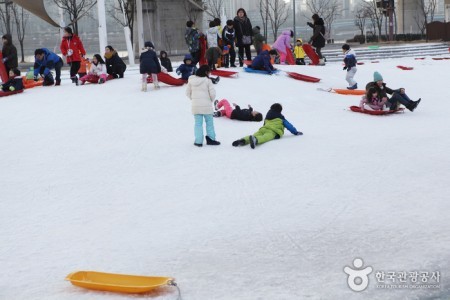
[
  {"left": 11, "top": 3, "right": 29, "bottom": 62},
  {"left": 414, "top": 0, "right": 437, "bottom": 37},
  {"left": 258, "top": 0, "right": 290, "bottom": 41},
  {"left": 258, "top": 0, "right": 269, "bottom": 39},
  {"left": 306, "top": 0, "right": 342, "bottom": 41},
  {"left": 53, "top": 0, "right": 97, "bottom": 34},
  {"left": 204, "top": 0, "right": 223, "bottom": 19},
  {"left": 108, "top": 0, "right": 135, "bottom": 44},
  {"left": 354, "top": 5, "right": 368, "bottom": 36},
  {"left": 184, "top": 0, "right": 204, "bottom": 23},
  {"left": 360, "top": 0, "right": 384, "bottom": 39},
  {"left": 0, "top": 0, "right": 12, "bottom": 34}
]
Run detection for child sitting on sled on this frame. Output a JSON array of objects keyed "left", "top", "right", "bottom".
[
  {"left": 232, "top": 103, "right": 302, "bottom": 149},
  {"left": 1, "top": 69, "right": 23, "bottom": 92},
  {"left": 359, "top": 87, "right": 387, "bottom": 111},
  {"left": 213, "top": 99, "right": 263, "bottom": 121}
]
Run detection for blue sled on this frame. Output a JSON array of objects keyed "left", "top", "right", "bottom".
[{"left": 243, "top": 67, "right": 280, "bottom": 75}]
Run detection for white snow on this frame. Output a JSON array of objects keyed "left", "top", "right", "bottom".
[{"left": 1, "top": 54, "right": 450, "bottom": 300}]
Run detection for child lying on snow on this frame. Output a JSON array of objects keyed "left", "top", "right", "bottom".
[
  {"left": 232, "top": 103, "right": 302, "bottom": 149},
  {"left": 213, "top": 99, "right": 262, "bottom": 121},
  {"left": 1, "top": 69, "right": 23, "bottom": 92}
]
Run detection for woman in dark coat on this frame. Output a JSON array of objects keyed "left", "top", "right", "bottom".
[
  {"left": 307, "top": 14, "right": 326, "bottom": 65},
  {"left": 1, "top": 34, "right": 18, "bottom": 74},
  {"left": 104, "top": 45, "right": 127, "bottom": 79},
  {"left": 233, "top": 8, "right": 253, "bottom": 67}
]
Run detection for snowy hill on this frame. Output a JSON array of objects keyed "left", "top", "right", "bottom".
[{"left": 1, "top": 54, "right": 449, "bottom": 300}]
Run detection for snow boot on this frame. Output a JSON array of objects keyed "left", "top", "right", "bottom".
[
  {"left": 211, "top": 76, "right": 220, "bottom": 84},
  {"left": 141, "top": 82, "right": 147, "bottom": 92},
  {"left": 318, "top": 58, "right": 326, "bottom": 66},
  {"left": 98, "top": 78, "right": 105, "bottom": 84},
  {"left": 214, "top": 99, "right": 219, "bottom": 110},
  {"left": 154, "top": 82, "right": 160, "bottom": 90},
  {"left": 205, "top": 136, "right": 220, "bottom": 145},
  {"left": 347, "top": 83, "right": 358, "bottom": 90},
  {"left": 249, "top": 135, "right": 258, "bottom": 149},
  {"left": 54, "top": 79, "right": 61, "bottom": 86},
  {"left": 232, "top": 139, "right": 245, "bottom": 147},
  {"left": 194, "top": 143, "right": 202, "bottom": 147},
  {"left": 408, "top": 98, "right": 421, "bottom": 112},
  {"left": 213, "top": 111, "right": 222, "bottom": 117},
  {"left": 71, "top": 76, "right": 79, "bottom": 86}
]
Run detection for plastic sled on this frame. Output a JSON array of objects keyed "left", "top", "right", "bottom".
[
  {"left": 22, "top": 77, "right": 44, "bottom": 89},
  {"left": 371, "top": 61, "right": 380, "bottom": 63},
  {"left": 243, "top": 67, "right": 279, "bottom": 75},
  {"left": 65, "top": 271, "right": 174, "bottom": 294},
  {"left": 415, "top": 57, "right": 425, "bottom": 60},
  {"left": 146, "top": 72, "right": 186, "bottom": 86},
  {"left": 357, "top": 62, "right": 364, "bottom": 65},
  {"left": 333, "top": 88, "right": 365, "bottom": 95},
  {"left": 286, "top": 71, "right": 320, "bottom": 82},
  {"left": 397, "top": 65, "right": 414, "bottom": 70},
  {"left": 199, "top": 36, "right": 207, "bottom": 66},
  {"left": 0, "top": 52, "right": 8, "bottom": 83},
  {"left": 243, "top": 60, "right": 252, "bottom": 66},
  {"left": 285, "top": 46, "right": 295, "bottom": 65},
  {"left": 302, "top": 44, "right": 319, "bottom": 65},
  {"left": 211, "top": 70, "right": 238, "bottom": 77},
  {"left": 0, "top": 89, "right": 24, "bottom": 97},
  {"left": 350, "top": 106, "right": 404, "bottom": 115}
]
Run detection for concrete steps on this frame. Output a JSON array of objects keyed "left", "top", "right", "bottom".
[{"left": 321, "top": 43, "right": 450, "bottom": 62}]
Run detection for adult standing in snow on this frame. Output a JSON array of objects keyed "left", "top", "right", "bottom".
[
  {"left": 186, "top": 65, "right": 220, "bottom": 147},
  {"left": 233, "top": 8, "right": 253, "bottom": 67},
  {"left": 365, "top": 71, "right": 421, "bottom": 112},
  {"left": 1, "top": 34, "right": 18, "bottom": 74},
  {"left": 60, "top": 27, "right": 86, "bottom": 85},
  {"left": 272, "top": 30, "right": 293, "bottom": 65},
  {"left": 104, "top": 45, "right": 127, "bottom": 79},
  {"left": 307, "top": 14, "right": 326, "bottom": 65}
]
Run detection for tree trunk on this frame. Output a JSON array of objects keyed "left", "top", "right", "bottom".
[{"left": 19, "top": 40, "right": 24, "bottom": 62}]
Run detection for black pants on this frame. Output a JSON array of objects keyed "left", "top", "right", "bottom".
[
  {"left": 69, "top": 61, "right": 80, "bottom": 78},
  {"left": 238, "top": 45, "right": 252, "bottom": 66},
  {"left": 295, "top": 58, "right": 305, "bottom": 65},
  {"left": 107, "top": 64, "right": 126, "bottom": 78},
  {"left": 190, "top": 51, "right": 201, "bottom": 66}
]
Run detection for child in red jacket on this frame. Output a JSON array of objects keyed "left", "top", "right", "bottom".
[{"left": 60, "top": 27, "right": 86, "bottom": 85}]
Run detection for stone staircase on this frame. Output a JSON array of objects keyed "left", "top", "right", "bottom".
[{"left": 321, "top": 42, "right": 450, "bottom": 62}]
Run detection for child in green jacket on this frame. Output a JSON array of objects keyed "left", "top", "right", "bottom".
[{"left": 232, "top": 103, "right": 302, "bottom": 149}]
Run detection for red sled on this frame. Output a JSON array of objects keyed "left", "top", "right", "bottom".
[
  {"left": 210, "top": 70, "right": 238, "bottom": 77},
  {"left": 0, "top": 51, "right": 8, "bottom": 83},
  {"left": 286, "top": 72, "right": 320, "bottom": 83},
  {"left": 357, "top": 62, "right": 364, "bottom": 65},
  {"left": 414, "top": 57, "right": 425, "bottom": 60},
  {"left": 146, "top": 72, "right": 186, "bottom": 86},
  {"left": 397, "top": 65, "right": 414, "bottom": 70},
  {"left": 243, "top": 60, "right": 252, "bottom": 66},
  {"left": 285, "top": 46, "right": 295, "bottom": 65},
  {"left": 0, "top": 89, "right": 24, "bottom": 97},
  {"left": 350, "top": 106, "right": 404, "bottom": 115},
  {"left": 199, "top": 36, "right": 207, "bottom": 66},
  {"left": 302, "top": 44, "right": 319, "bottom": 65}
]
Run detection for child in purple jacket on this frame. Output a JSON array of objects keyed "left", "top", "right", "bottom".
[{"left": 272, "top": 29, "right": 293, "bottom": 64}]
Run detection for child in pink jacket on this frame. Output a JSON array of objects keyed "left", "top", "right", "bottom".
[
  {"left": 272, "top": 29, "right": 293, "bottom": 64},
  {"left": 360, "top": 87, "right": 387, "bottom": 111},
  {"left": 79, "top": 54, "right": 107, "bottom": 85}
]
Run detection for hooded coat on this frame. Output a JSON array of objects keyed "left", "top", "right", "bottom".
[
  {"left": 104, "top": 50, "right": 127, "bottom": 75},
  {"left": 140, "top": 47, "right": 161, "bottom": 74},
  {"left": 206, "top": 26, "right": 220, "bottom": 48},
  {"left": 233, "top": 9, "right": 253, "bottom": 47},
  {"left": 186, "top": 75, "right": 216, "bottom": 115},
  {"left": 1, "top": 34, "right": 18, "bottom": 71},
  {"left": 160, "top": 51, "right": 173, "bottom": 72},
  {"left": 308, "top": 18, "right": 326, "bottom": 48},
  {"left": 60, "top": 34, "right": 86, "bottom": 63},
  {"left": 272, "top": 30, "right": 292, "bottom": 54}
]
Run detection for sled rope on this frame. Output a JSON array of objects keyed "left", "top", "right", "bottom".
[{"left": 168, "top": 280, "right": 183, "bottom": 300}]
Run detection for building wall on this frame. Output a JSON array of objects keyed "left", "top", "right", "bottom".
[{"left": 397, "top": 0, "right": 424, "bottom": 34}]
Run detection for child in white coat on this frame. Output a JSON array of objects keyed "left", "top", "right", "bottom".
[{"left": 79, "top": 54, "right": 107, "bottom": 85}]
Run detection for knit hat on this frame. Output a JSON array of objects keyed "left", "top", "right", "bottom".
[
  {"left": 270, "top": 103, "right": 283, "bottom": 113},
  {"left": 144, "top": 41, "right": 154, "bottom": 48},
  {"left": 373, "top": 71, "right": 383, "bottom": 82},
  {"left": 183, "top": 54, "right": 192, "bottom": 63}
]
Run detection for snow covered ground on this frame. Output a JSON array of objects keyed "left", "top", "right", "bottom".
[{"left": 1, "top": 53, "right": 450, "bottom": 300}]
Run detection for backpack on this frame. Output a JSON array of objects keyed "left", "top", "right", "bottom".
[{"left": 185, "top": 28, "right": 200, "bottom": 52}]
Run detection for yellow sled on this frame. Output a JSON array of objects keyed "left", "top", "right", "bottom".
[{"left": 65, "top": 271, "right": 174, "bottom": 294}]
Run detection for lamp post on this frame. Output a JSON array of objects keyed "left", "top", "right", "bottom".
[{"left": 293, "top": 0, "right": 296, "bottom": 40}]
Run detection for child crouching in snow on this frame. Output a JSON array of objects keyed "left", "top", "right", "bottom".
[
  {"left": 232, "top": 103, "right": 302, "bottom": 149},
  {"left": 140, "top": 41, "right": 161, "bottom": 91},
  {"left": 1, "top": 69, "right": 24, "bottom": 92},
  {"left": 213, "top": 99, "right": 263, "bottom": 121},
  {"left": 359, "top": 87, "right": 387, "bottom": 111},
  {"left": 79, "top": 54, "right": 107, "bottom": 85}
]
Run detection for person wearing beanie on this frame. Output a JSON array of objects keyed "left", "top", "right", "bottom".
[
  {"left": 1, "top": 68, "right": 23, "bottom": 92},
  {"left": 186, "top": 65, "right": 220, "bottom": 147},
  {"left": 213, "top": 99, "right": 263, "bottom": 122},
  {"left": 60, "top": 27, "right": 86, "bottom": 85},
  {"left": 222, "top": 20, "right": 237, "bottom": 67},
  {"left": 232, "top": 103, "right": 303, "bottom": 149},
  {"left": 139, "top": 41, "right": 161, "bottom": 91},
  {"left": 307, "top": 14, "right": 326, "bottom": 65},
  {"left": 365, "top": 71, "right": 421, "bottom": 112},
  {"left": 294, "top": 38, "right": 306, "bottom": 65},
  {"left": 272, "top": 29, "right": 294, "bottom": 64},
  {"left": 342, "top": 43, "right": 358, "bottom": 90},
  {"left": 176, "top": 54, "right": 198, "bottom": 81},
  {"left": 185, "top": 20, "right": 203, "bottom": 65}
]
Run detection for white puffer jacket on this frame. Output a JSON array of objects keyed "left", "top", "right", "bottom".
[
  {"left": 89, "top": 63, "right": 107, "bottom": 76},
  {"left": 186, "top": 75, "right": 216, "bottom": 115}
]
